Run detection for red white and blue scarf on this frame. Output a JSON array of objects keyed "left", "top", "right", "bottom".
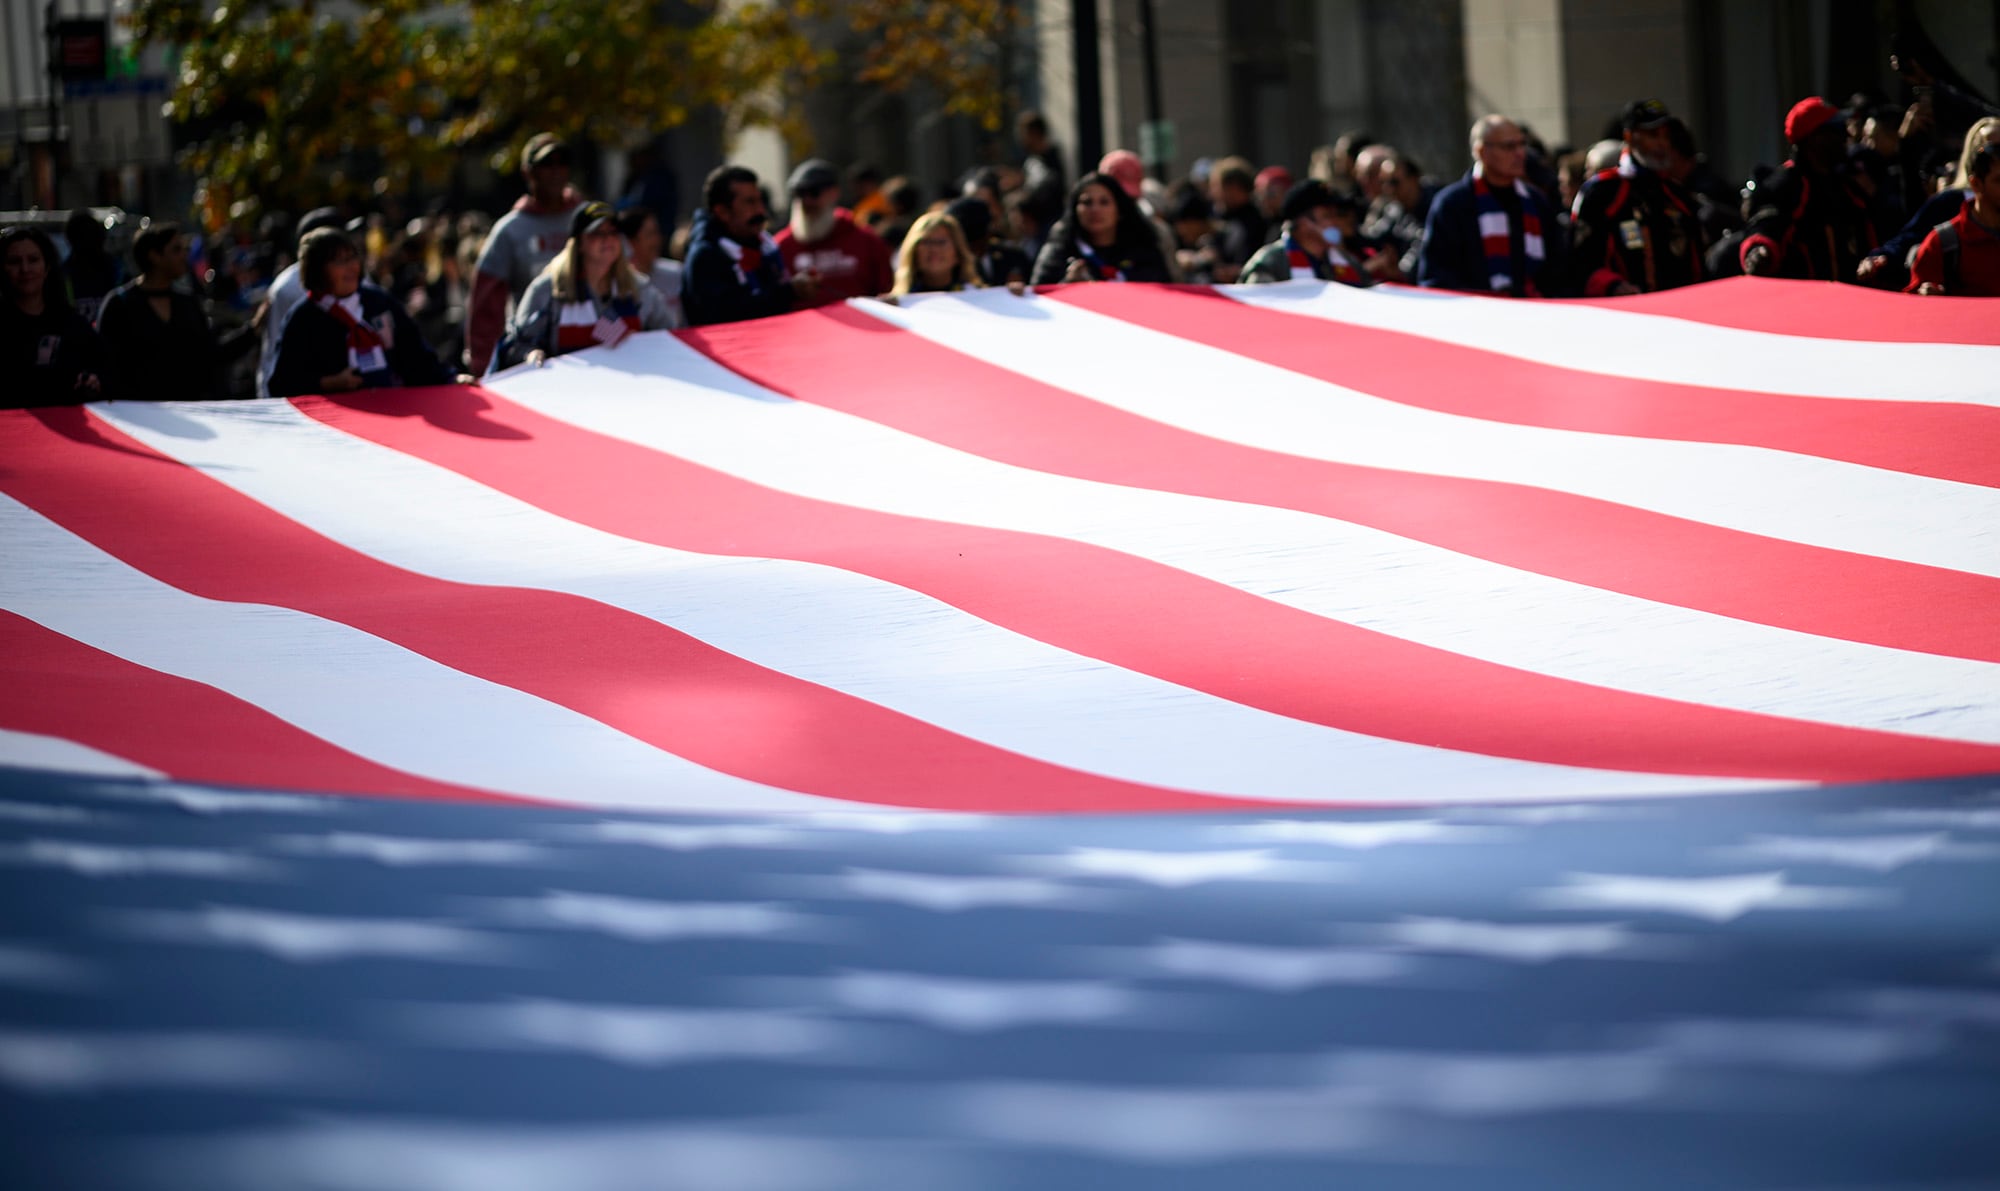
[
  {"left": 554, "top": 287, "right": 643, "bottom": 354},
  {"left": 1472, "top": 168, "right": 1545, "bottom": 296},
  {"left": 1075, "top": 241, "right": 1125, "bottom": 282},
  {"left": 311, "top": 291, "right": 395, "bottom": 386},
  {"left": 719, "top": 232, "right": 783, "bottom": 295},
  {"left": 1284, "top": 234, "right": 1364, "bottom": 285}
]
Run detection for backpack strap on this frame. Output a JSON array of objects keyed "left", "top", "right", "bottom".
[{"left": 1934, "top": 222, "right": 1962, "bottom": 293}]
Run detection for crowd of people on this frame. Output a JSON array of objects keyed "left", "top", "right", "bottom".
[{"left": 6, "top": 77, "right": 1997, "bottom": 409}]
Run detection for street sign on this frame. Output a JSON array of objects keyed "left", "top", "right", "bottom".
[
  {"left": 54, "top": 19, "right": 108, "bottom": 82},
  {"left": 1139, "top": 119, "right": 1176, "bottom": 168}
]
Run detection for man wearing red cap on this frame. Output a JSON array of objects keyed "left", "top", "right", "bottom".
[
  {"left": 1741, "top": 97, "right": 1888, "bottom": 281},
  {"left": 1565, "top": 99, "right": 1708, "bottom": 295}
]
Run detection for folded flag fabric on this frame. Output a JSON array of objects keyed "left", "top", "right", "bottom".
[
  {"left": 2, "top": 767, "right": 1998, "bottom": 1190},
  {"left": 2, "top": 278, "right": 1997, "bottom": 813}
]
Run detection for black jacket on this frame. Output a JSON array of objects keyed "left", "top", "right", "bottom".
[
  {"left": 976, "top": 242, "right": 1035, "bottom": 288},
  {"left": 1565, "top": 165, "right": 1709, "bottom": 294},
  {"left": 2, "top": 301, "right": 102, "bottom": 408},
  {"left": 95, "top": 282, "right": 257, "bottom": 401},
  {"left": 1741, "top": 162, "right": 1890, "bottom": 282},
  {"left": 269, "top": 287, "right": 451, "bottom": 398},
  {"left": 1418, "top": 172, "right": 1570, "bottom": 297},
  {"left": 1029, "top": 222, "right": 1172, "bottom": 285},
  {"left": 682, "top": 211, "right": 794, "bottom": 327}
]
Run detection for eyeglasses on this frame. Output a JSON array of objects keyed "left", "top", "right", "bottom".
[{"left": 1484, "top": 139, "right": 1528, "bottom": 151}]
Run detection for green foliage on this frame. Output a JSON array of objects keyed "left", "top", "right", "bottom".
[
  {"left": 133, "top": 0, "right": 821, "bottom": 223},
  {"left": 835, "top": 0, "right": 1020, "bottom": 132},
  {"left": 133, "top": 0, "right": 1016, "bottom": 225}
]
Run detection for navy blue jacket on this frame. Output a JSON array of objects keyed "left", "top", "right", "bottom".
[
  {"left": 269, "top": 286, "right": 450, "bottom": 398},
  {"left": 681, "top": 211, "right": 794, "bottom": 327},
  {"left": 1876, "top": 188, "right": 1968, "bottom": 266},
  {"left": 1418, "top": 172, "right": 1570, "bottom": 297}
]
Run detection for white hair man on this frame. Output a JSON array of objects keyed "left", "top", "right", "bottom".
[{"left": 1416, "top": 115, "right": 1569, "bottom": 296}]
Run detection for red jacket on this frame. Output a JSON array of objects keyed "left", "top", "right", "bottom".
[
  {"left": 776, "top": 210, "right": 894, "bottom": 306},
  {"left": 1906, "top": 205, "right": 2000, "bottom": 297}
]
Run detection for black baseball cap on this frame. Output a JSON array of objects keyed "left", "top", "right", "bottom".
[
  {"left": 1622, "top": 99, "right": 1672, "bottom": 132},
  {"left": 1281, "top": 178, "right": 1360, "bottom": 223},
  {"left": 944, "top": 196, "right": 992, "bottom": 242},
  {"left": 787, "top": 159, "right": 839, "bottom": 197},
  {"left": 522, "top": 132, "right": 572, "bottom": 169},
  {"left": 297, "top": 206, "right": 344, "bottom": 239},
  {"left": 569, "top": 200, "right": 617, "bottom": 240}
]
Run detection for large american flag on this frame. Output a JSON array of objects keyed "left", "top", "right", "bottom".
[
  {"left": 4, "top": 279, "right": 1997, "bottom": 810},
  {"left": 3, "top": 279, "right": 1999, "bottom": 1188}
]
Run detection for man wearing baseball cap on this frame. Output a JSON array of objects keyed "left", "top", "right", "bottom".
[
  {"left": 1564, "top": 99, "right": 1708, "bottom": 295},
  {"left": 466, "top": 132, "right": 586, "bottom": 374},
  {"left": 1741, "top": 97, "right": 1888, "bottom": 280},
  {"left": 1239, "top": 179, "right": 1371, "bottom": 286},
  {"left": 774, "top": 158, "right": 893, "bottom": 306}
]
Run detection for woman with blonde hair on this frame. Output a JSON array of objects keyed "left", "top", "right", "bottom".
[
  {"left": 504, "top": 200, "right": 671, "bottom": 367},
  {"left": 889, "top": 210, "right": 983, "bottom": 295},
  {"left": 1857, "top": 115, "right": 2000, "bottom": 286}
]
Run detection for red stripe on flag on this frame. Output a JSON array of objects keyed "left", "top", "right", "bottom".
[
  {"left": 1564, "top": 275, "right": 2000, "bottom": 346},
  {"left": 299, "top": 386, "right": 2000, "bottom": 786},
  {"left": 0, "top": 407, "right": 1262, "bottom": 814},
  {"left": 682, "top": 304, "right": 2000, "bottom": 665},
  {"left": 1048, "top": 283, "right": 2000, "bottom": 488},
  {"left": 0, "top": 610, "right": 513, "bottom": 803}
]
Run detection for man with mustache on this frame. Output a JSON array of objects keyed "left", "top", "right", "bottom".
[{"left": 683, "top": 165, "right": 818, "bottom": 327}]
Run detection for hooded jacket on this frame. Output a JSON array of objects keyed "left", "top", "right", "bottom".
[{"left": 682, "top": 209, "right": 795, "bottom": 327}]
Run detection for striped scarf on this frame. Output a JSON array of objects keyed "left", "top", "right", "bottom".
[
  {"left": 1076, "top": 240, "right": 1125, "bottom": 282},
  {"left": 311, "top": 291, "right": 394, "bottom": 384},
  {"left": 719, "top": 232, "right": 783, "bottom": 295},
  {"left": 1472, "top": 173, "right": 1545, "bottom": 296},
  {"left": 554, "top": 290, "right": 643, "bottom": 354},
  {"left": 1284, "top": 234, "right": 1364, "bottom": 285}
]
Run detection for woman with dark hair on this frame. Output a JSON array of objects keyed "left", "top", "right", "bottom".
[
  {"left": 612, "top": 205, "right": 685, "bottom": 330},
  {"left": 2, "top": 225, "right": 103, "bottom": 408},
  {"left": 95, "top": 221, "right": 258, "bottom": 402},
  {"left": 1028, "top": 171, "right": 1172, "bottom": 285},
  {"left": 269, "top": 228, "right": 459, "bottom": 397},
  {"left": 504, "top": 200, "right": 672, "bottom": 367}
]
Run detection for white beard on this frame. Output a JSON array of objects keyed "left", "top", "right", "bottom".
[
  {"left": 790, "top": 205, "right": 837, "bottom": 243},
  {"left": 1630, "top": 147, "right": 1671, "bottom": 173}
]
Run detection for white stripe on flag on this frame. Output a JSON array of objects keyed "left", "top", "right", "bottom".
[
  {"left": 0, "top": 494, "right": 844, "bottom": 813},
  {"left": 484, "top": 342, "right": 2000, "bottom": 744},
  {"left": 92, "top": 400, "right": 1784, "bottom": 802},
  {"left": 854, "top": 293, "right": 2000, "bottom": 578},
  {"left": 1223, "top": 282, "right": 2000, "bottom": 408}
]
